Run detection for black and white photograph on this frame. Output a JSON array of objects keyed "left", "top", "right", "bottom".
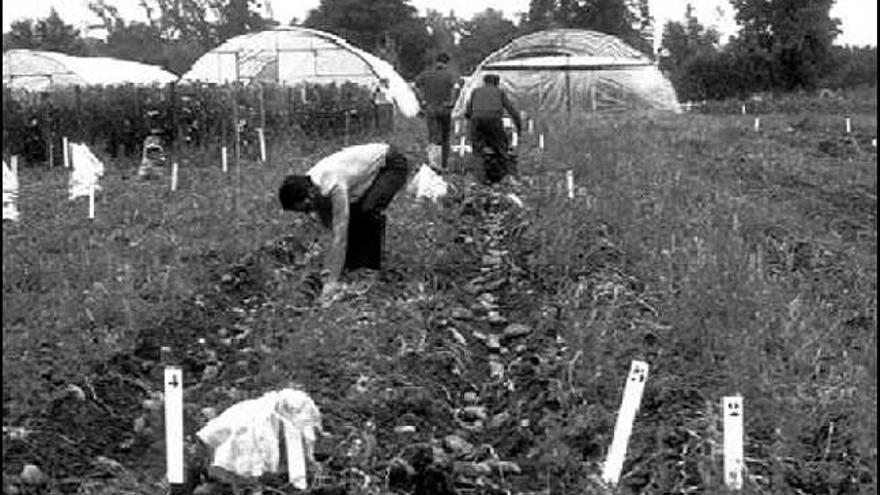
[{"left": 2, "top": 0, "right": 876, "bottom": 493}]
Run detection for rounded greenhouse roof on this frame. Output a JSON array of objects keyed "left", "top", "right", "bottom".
[
  {"left": 181, "top": 27, "right": 420, "bottom": 117},
  {"left": 2, "top": 49, "right": 178, "bottom": 91}
]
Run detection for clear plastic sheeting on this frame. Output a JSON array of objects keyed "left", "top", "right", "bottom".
[
  {"left": 453, "top": 29, "right": 680, "bottom": 118},
  {"left": 2, "top": 50, "right": 177, "bottom": 92},
  {"left": 181, "top": 27, "right": 420, "bottom": 117},
  {"left": 196, "top": 389, "right": 322, "bottom": 487}
]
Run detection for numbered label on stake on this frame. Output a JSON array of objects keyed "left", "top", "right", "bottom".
[
  {"left": 602, "top": 360, "right": 649, "bottom": 485},
  {"left": 723, "top": 396, "right": 744, "bottom": 490},
  {"left": 164, "top": 366, "right": 185, "bottom": 485}
]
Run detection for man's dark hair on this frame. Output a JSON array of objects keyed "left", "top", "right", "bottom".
[
  {"left": 278, "top": 175, "right": 313, "bottom": 210},
  {"left": 483, "top": 73, "right": 500, "bottom": 86},
  {"left": 436, "top": 52, "right": 450, "bottom": 64}
]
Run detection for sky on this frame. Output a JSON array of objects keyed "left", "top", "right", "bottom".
[{"left": 2, "top": 0, "right": 877, "bottom": 47}]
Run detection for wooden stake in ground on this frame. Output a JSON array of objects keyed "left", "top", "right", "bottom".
[
  {"left": 88, "top": 185, "right": 95, "bottom": 220},
  {"left": 723, "top": 396, "right": 744, "bottom": 490},
  {"left": 459, "top": 135, "right": 466, "bottom": 158},
  {"left": 454, "top": 119, "right": 461, "bottom": 135},
  {"left": 221, "top": 146, "right": 228, "bottom": 173},
  {"left": 164, "top": 365, "right": 185, "bottom": 487},
  {"left": 511, "top": 130, "right": 518, "bottom": 148},
  {"left": 754, "top": 118, "right": 760, "bottom": 132},
  {"left": 566, "top": 170, "right": 574, "bottom": 199},
  {"left": 528, "top": 118, "right": 534, "bottom": 134},
  {"left": 845, "top": 117, "right": 852, "bottom": 134},
  {"left": 258, "top": 128, "right": 266, "bottom": 162},
  {"left": 170, "top": 162, "right": 179, "bottom": 191},
  {"left": 602, "top": 360, "right": 649, "bottom": 485},
  {"left": 63, "top": 137, "right": 70, "bottom": 168},
  {"left": 539, "top": 133, "right": 545, "bottom": 151},
  {"left": 741, "top": 103, "right": 746, "bottom": 115}
]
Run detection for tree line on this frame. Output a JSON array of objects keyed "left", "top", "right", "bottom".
[{"left": 2, "top": 0, "right": 876, "bottom": 102}]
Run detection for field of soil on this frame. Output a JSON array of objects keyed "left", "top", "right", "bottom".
[{"left": 3, "top": 98, "right": 877, "bottom": 495}]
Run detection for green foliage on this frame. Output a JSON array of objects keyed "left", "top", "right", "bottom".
[
  {"left": 304, "top": 0, "right": 432, "bottom": 79},
  {"left": 457, "top": 9, "right": 520, "bottom": 74},
  {"left": 2, "top": 82, "right": 379, "bottom": 165},
  {"left": 2, "top": 9, "right": 88, "bottom": 56}
]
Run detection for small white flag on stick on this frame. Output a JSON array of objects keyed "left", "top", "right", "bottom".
[
  {"left": 723, "top": 396, "right": 744, "bottom": 490},
  {"left": 602, "top": 360, "right": 649, "bottom": 485},
  {"left": 69, "top": 143, "right": 105, "bottom": 200},
  {"left": 164, "top": 366, "right": 185, "bottom": 485},
  {"left": 2, "top": 158, "right": 20, "bottom": 222}
]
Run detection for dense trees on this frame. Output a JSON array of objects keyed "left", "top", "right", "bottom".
[{"left": 2, "top": 0, "right": 874, "bottom": 97}]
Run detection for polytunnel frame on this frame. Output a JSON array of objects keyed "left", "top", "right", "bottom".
[
  {"left": 203, "top": 27, "right": 390, "bottom": 86},
  {"left": 3, "top": 50, "right": 83, "bottom": 88}
]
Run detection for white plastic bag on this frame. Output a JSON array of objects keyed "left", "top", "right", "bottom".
[
  {"left": 2, "top": 160, "right": 19, "bottom": 222},
  {"left": 69, "top": 143, "right": 105, "bottom": 200},
  {"left": 196, "top": 389, "right": 321, "bottom": 489},
  {"left": 407, "top": 164, "right": 449, "bottom": 202}
]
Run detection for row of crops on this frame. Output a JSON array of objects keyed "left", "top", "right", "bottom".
[
  {"left": 1, "top": 82, "right": 386, "bottom": 166},
  {"left": 689, "top": 87, "right": 877, "bottom": 115}
]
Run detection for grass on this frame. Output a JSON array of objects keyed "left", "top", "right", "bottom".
[{"left": 2, "top": 97, "right": 876, "bottom": 494}]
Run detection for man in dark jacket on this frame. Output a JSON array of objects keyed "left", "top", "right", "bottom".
[
  {"left": 415, "top": 53, "right": 457, "bottom": 171},
  {"left": 464, "top": 73, "right": 522, "bottom": 184}
]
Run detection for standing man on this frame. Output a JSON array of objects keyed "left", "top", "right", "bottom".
[
  {"left": 415, "top": 53, "right": 458, "bottom": 171},
  {"left": 464, "top": 74, "right": 522, "bottom": 184},
  {"left": 278, "top": 143, "right": 409, "bottom": 302}
]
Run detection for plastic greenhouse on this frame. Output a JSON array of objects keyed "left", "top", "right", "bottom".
[
  {"left": 452, "top": 29, "right": 680, "bottom": 117},
  {"left": 180, "top": 27, "right": 420, "bottom": 117},
  {"left": 2, "top": 49, "right": 178, "bottom": 91}
]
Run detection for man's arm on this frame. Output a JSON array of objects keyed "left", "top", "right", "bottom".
[
  {"left": 501, "top": 91, "right": 522, "bottom": 132},
  {"left": 324, "top": 187, "right": 350, "bottom": 284}
]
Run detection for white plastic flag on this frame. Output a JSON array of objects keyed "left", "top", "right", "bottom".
[
  {"left": 69, "top": 143, "right": 105, "bottom": 200},
  {"left": 602, "top": 360, "right": 649, "bottom": 485},
  {"left": 2, "top": 158, "right": 19, "bottom": 222},
  {"left": 407, "top": 164, "right": 449, "bottom": 201},
  {"left": 165, "top": 366, "right": 185, "bottom": 485},
  {"left": 723, "top": 396, "right": 744, "bottom": 490}
]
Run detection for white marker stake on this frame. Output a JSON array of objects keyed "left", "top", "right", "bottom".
[
  {"left": 511, "top": 130, "right": 518, "bottom": 148},
  {"left": 221, "top": 146, "right": 228, "bottom": 173},
  {"left": 63, "top": 137, "right": 70, "bottom": 168},
  {"left": 845, "top": 117, "right": 851, "bottom": 134},
  {"left": 528, "top": 119, "right": 534, "bottom": 134},
  {"left": 723, "top": 396, "right": 744, "bottom": 490},
  {"left": 258, "top": 128, "right": 266, "bottom": 162},
  {"left": 454, "top": 120, "right": 461, "bottom": 135},
  {"left": 284, "top": 424, "right": 308, "bottom": 489},
  {"left": 602, "top": 360, "right": 649, "bottom": 485},
  {"left": 88, "top": 185, "right": 95, "bottom": 220},
  {"left": 539, "top": 133, "right": 545, "bottom": 151},
  {"left": 170, "top": 162, "right": 179, "bottom": 191},
  {"left": 459, "top": 135, "right": 466, "bottom": 158},
  {"left": 566, "top": 170, "right": 574, "bottom": 199},
  {"left": 741, "top": 104, "right": 746, "bottom": 115},
  {"left": 164, "top": 366, "right": 185, "bottom": 485},
  {"left": 754, "top": 118, "right": 760, "bottom": 132}
]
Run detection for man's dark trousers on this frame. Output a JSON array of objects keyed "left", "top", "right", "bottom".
[
  {"left": 344, "top": 148, "right": 409, "bottom": 271},
  {"left": 427, "top": 109, "right": 452, "bottom": 169},
  {"left": 469, "top": 117, "right": 511, "bottom": 182}
]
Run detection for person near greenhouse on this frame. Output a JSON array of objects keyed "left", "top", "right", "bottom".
[
  {"left": 464, "top": 73, "right": 522, "bottom": 184},
  {"left": 372, "top": 78, "right": 394, "bottom": 132},
  {"left": 278, "top": 142, "right": 409, "bottom": 303},
  {"left": 415, "top": 52, "right": 458, "bottom": 171}
]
